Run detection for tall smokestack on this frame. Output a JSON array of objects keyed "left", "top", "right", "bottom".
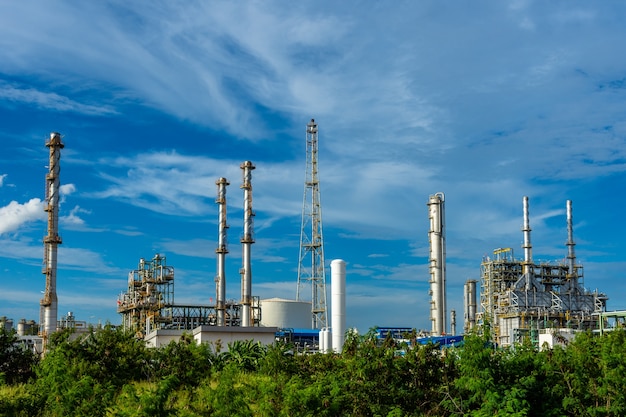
[
  {"left": 240, "top": 161, "right": 255, "bottom": 327},
  {"left": 331, "top": 259, "right": 346, "bottom": 353},
  {"left": 427, "top": 192, "right": 446, "bottom": 336},
  {"left": 40, "top": 132, "right": 64, "bottom": 348},
  {"left": 215, "top": 177, "right": 229, "bottom": 326},
  {"left": 522, "top": 196, "right": 532, "bottom": 277},
  {"left": 566, "top": 200, "right": 576, "bottom": 277}
]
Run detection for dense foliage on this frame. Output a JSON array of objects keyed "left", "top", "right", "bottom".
[{"left": 2, "top": 325, "right": 626, "bottom": 416}]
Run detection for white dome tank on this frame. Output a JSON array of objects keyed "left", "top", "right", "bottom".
[{"left": 259, "top": 298, "right": 312, "bottom": 329}]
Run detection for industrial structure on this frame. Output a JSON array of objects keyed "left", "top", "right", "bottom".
[
  {"left": 331, "top": 259, "right": 346, "bottom": 353},
  {"left": 215, "top": 177, "right": 229, "bottom": 326},
  {"left": 428, "top": 192, "right": 447, "bottom": 336},
  {"left": 472, "top": 197, "right": 608, "bottom": 347},
  {"left": 296, "top": 119, "right": 328, "bottom": 329},
  {"left": 39, "top": 132, "right": 64, "bottom": 349},
  {"left": 240, "top": 161, "right": 256, "bottom": 327},
  {"left": 117, "top": 161, "right": 262, "bottom": 338}
]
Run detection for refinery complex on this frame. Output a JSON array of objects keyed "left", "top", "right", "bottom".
[{"left": 2, "top": 120, "right": 622, "bottom": 354}]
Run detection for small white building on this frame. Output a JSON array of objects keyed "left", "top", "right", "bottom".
[
  {"left": 538, "top": 328, "right": 579, "bottom": 350},
  {"left": 144, "top": 326, "right": 279, "bottom": 350},
  {"left": 193, "top": 326, "right": 278, "bottom": 350}
]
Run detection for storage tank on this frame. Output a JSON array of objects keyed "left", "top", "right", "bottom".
[{"left": 259, "top": 298, "right": 312, "bottom": 329}]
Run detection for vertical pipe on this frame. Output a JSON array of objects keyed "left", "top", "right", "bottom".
[
  {"left": 40, "top": 132, "right": 63, "bottom": 349},
  {"left": 522, "top": 196, "right": 532, "bottom": 277},
  {"left": 240, "top": 161, "right": 255, "bottom": 327},
  {"left": 331, "top": 259, "right": 346, "bottom": 353},
  {"left": 427, "top": 192, "right": 446, "bottom": 336},
  {"left": 566, "top": 200, "right": 576, "bottom": 276},
  {"left": 215, "top": 177, "right": 229, "bottom": 326}
]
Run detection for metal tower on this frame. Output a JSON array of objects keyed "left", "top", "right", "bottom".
[
  {"left": 427, "top": 192, "right": 447, "bottom": 336},
  {"left": 240, "top": 161, "right": 255, "bottom": 327},
  {"left": 40, "top": 132, "right": 64, "bottom": 348},
  {"left": 296, "top": 119, "right": 328, "bottom": 329},
  {"left": 215, "top": 177, "right": 230, "bottom": 326}
]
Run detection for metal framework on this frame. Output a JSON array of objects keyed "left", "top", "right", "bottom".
[
  {"left": 296, "top": 119, "right": 328, "bottom": 329},
  {"left": 475, "top": 199, "right": 608, "bottom": 347},
  {"left": 118, "top": 253, "right": 262, "bottom": 337},
  {"left": 117, "top": 254, "right": 175, "bottom": 337},
  {"left": 40, "top": 132, "right": 64, "bottom": 349}
]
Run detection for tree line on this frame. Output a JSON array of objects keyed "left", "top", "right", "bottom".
[{"left": 1, "top": 324, "right": 626, "bottom": 416}]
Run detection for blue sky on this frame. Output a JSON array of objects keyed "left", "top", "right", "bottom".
[{"left": 1, "top": 1, "right": 626, "bottom": 333}]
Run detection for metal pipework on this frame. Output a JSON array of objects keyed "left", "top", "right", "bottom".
[
  {"left": 40, "top": 132, "right": 64, "bottom": 348},
  {"left": 215, "top": 177, "right": 230, "bottom": 326},
  {"left": 427, "top": 192, "right": 446, "bottom": 336},
  {"left": 566, "top": 200, "right": 576, "bottom": 277},
  {"left": 522, "top": 196, "right": 532, "bottom": 276},
  {"left": 240, "top": 161, "right": 255, "bottom": 327}
]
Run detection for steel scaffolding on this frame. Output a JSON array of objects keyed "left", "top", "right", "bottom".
[{"left": 296, "top": 119, "right": 328, "bottom": 329}]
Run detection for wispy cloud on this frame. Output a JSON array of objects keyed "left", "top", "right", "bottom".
[{"left": 0, "top": 83, "right": 117, "bottom": 115}]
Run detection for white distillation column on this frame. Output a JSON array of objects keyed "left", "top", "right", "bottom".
[
  {"left": 464, "top": 279, "right": 477, "bottom": 332},
  {"left": 215, "top": 177, "right": 229, "bottom": 326},
  {"left": 240, "top": 161, "right": 255, "bottom": 327},
  {"left": 427, "top": 192, "right": 446, "bottom": 336},
  {"left": 331, "top": 259, "right": 346, "bottom": 353},
  {"left": 40, "top": 132, "right": 64, "bottom": 348}
]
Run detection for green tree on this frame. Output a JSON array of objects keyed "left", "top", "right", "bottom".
[
  {"left": 151, "top": 333, "right": 218, "bottom": 386},
  {"left": 0, "top": 327, "right": 38, "bottom": 385},
  {"left": 34, "top": 325, "right": 150, "bottom": 416}
]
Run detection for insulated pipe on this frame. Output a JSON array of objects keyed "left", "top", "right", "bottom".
[
  {"left": 566, "top": 200, "right": 576, "bottom": 277},
  {"left": 522, "top": 196, "right": 532, "bottom": 276},
  {"left": 240, "top": 161, "right": 255, "bottom": 327},
  {"left": 331, "top": 259, "right": 346, "bottom": 353},
  {"left": 427, "top": 192, "right": 446, "bottom": 336},
  {"left": 215, "top": 177, "right": 230, "bottom": 326},
  {"left": 40, "top": 132, "right": 64, "bottom": 349}
]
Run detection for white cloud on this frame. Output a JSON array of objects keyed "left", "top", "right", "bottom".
[
  {"left": 0, "top": 174, "right": 6, "bottom": 187},
  {"left": 0, "top": 199, "right": 45, "bottom": 235},
  {"left": 60, "top": 205, "right": 90, "bottom": 228},
  {"left": 60, "top": 183, "right": 76, "bottom": 196}
]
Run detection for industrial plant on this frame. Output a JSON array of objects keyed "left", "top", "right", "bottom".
[
  {"left": 2, "top": 122, "right": 621, "bottom": 355},
  {"left": 464, "top": 197, "right": 608, "bottom": 347}
]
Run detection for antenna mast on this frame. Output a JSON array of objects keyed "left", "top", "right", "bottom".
[{"left": 296, "top": 119, "right": 328, "bottom": 329}]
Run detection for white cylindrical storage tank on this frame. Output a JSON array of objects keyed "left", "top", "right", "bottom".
[
  {"left": 319, "top": 327, "right": 332, "bottom": 353},
  {"left": 331, "top": 259, "right": 346, "bottom": 353},
  {"left": 17, "top": 319, "right": 27, "bottom": 336},
  {"left": 259, "top": 298, "right": 312, "bottom": 329}
]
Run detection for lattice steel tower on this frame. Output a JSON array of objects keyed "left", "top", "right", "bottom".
[{"left": 296, "top": 119, "right": 328, "bottom": 329}]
